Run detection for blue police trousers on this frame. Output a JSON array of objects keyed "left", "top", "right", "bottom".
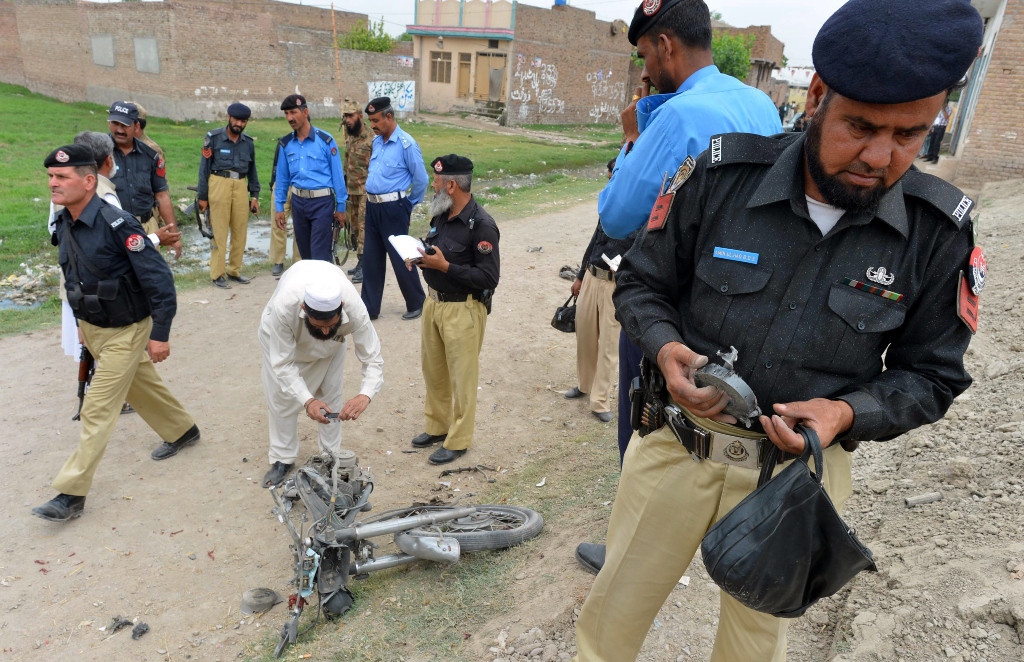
[
  {"left": 291, "top": 194, "right": 335, "bottom": 262},
  {"left": 360, "top": 198, "right": 426, "bottom": 318}
]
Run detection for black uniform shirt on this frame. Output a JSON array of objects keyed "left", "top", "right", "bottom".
[
  {"left": 109, "top": 137, "right": 168, "bottom": 218},
  {"left": 422, "top": 196, "right": 500, "bottom": 295},
  {"left": 197, "top": 127, "right": 260, "bottom": 200},
  {"left": 56, "top": 194, "right": 177, "bottom": 342},
  {"left": 577, "top": 221, "right": 635, "bottom": 279},
  {"left": 615, "top": 132, "right": 975, "bottom": 443}
]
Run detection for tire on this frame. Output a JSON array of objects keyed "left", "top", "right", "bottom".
[{"left": 403, "top": 505, "right": 543, "bottom": 552}]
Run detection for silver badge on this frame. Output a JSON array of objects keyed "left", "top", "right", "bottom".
[
  {"left": 723, "top": 440, "right": 750, "bottom": 463},
  {"left": 866, "top": 267, "right": 895, "bottom": 286}
]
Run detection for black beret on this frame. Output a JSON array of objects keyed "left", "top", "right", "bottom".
[
  {"left": 44, "top": 144, "right": 96, "bottom": 168},
  {"left": 431, "top": 154, "right": 474, "bottom": 176},
  {"left": 365, "top": 97, "right": 391, "bottom": 114},
  {"left": 628, "top": 0, "right": 685, "bottom": 46},
  {"left": 227, "top": 102, "right": 251, "bottom": 119},
  {"left": 280, "top": 94, "right": 307, "bottom": 111},
  {"left": 813, "top": 0, "right": 983, "bottom": 104},
  {"left": 107, "top": 101, "right": 139, "bottom": 125}
]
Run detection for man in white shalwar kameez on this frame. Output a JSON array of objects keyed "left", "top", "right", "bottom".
[{"left": 258, "top": 260, "right": 384, "bottom": 487}]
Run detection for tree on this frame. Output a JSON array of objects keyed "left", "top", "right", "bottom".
[
  {"left": 710, "top": 10, "right": 723, "bottom": 21},
  {"left": 712, "top": 32, "right": 754, "bottom": 81},
  {"left": 338, "top": 18, "right": 394, "bottom": 53}
]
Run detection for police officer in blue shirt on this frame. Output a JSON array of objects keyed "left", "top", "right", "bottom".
[
  {"left": 360, "top": 97, "right": 428, "bottom": 321},
  {"left": 575, "top": 0, "right": 783, "bottom": 578},
  {"left": 273, "top": 94, "right": 347, "bottom": 262}
]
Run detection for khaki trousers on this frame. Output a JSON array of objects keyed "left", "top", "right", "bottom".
[
  {"left": 575, "top": 426, "right": 853, "bottom": 662},
  {"left": 421, "top": 296, "right": 487, "bottom": 451},
  {"left": 269, "top": 193, "right": 300, "bottom": 266},
  {"left": 208, "top": 176, "right": 249, "bottom": 280},
  {"left": 575, "top": 270, "right": 619, "bottom": 414},
  {"left": 141, "top": 217, "right": 159, "bottom": 235},
  {"left": 348, "top": 193, "right": 365, "bottom": 255},
  {"left": 52, "top": 318, "right": 196, "bottom": 496}
]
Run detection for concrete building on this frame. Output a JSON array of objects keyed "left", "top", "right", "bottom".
[
  {"left": 0, "top": 0, "right": 418, "bottom": 121},
  {"left": 948, "top": 0, "right": 1024, "bottom": 188},
  {"left": 713, "top": 23, "right": 786, "bottom": 100},
  {"left": 406, "top": 0, "right": 634, "bottom": 125},
  {"left": 773, "top": 66, "right": 815, "bottom": 115}
]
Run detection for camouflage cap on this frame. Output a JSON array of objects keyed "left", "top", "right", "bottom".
[
  {"left": 130, "top": 102, "right": 148, "bottom": 120},
  {"left": 342, "top": 97, "right": 362, "bottom": 115}
]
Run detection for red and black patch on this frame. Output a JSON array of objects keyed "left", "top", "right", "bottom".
[
  {"left": 647, "top": 192, "right": 674, "bottom": 231},
  {"left": 202, "top": 148, "right": 212, "bottom": 159},
  {"left": 331, "top": 146, "right": 338, "bottom": 156},
  {"left": 156, "top": 158, "right": 166, "bottom": 178},
  {"left": 967, "top": 246, "right": 986, "bottom": 296},
  {"left": 476, "top": 241, "right": 493, "bottom": 255},
  {"left": 125, "top": 234, "right": 146, "bottom": 252},
  {"left": 957, "top": 272, "right": 979, "bottom": 333}
]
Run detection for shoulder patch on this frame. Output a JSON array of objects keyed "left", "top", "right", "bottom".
[
  {"left": 476, "top": 240, "right": 493, "bottom": 255},
  {"left": 901, "top": 170, "right": 974, "bottom": 228},
  {"left": 110, "top": 217, "right": 125, "bottom": 229},
  {"left": 706, "top": 132, "right": 791, "bottom": 169},
  {"left": 667, "top": 156, "right": 697, "bottom": 193},
  {"left": 125, "top": 234, "right": 145, "bottom": 252}
]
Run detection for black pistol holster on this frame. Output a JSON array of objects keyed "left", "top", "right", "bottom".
[
  {"left": 629, "top": 356, "right": 668, "bottom": 437},
  {"left": 478, "top": 289, "right": 494, "bottom": 315}
]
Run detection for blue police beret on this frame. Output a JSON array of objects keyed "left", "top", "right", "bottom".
[
  {"left": 227, "top": 102, "right": 251, "bottom": 120},
  {"left": 813, "top": 0, "right": 983, "bottom": 104}
]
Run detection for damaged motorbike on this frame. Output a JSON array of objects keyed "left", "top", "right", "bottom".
[{"left": 268, "top": 449, "right": 543, "bottom": 658}]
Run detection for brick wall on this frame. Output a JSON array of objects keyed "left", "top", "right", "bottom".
[
  {"left": 1, "top": 0, "right": 417, "bottom": 121},
  {"left": 956, "top": 0, "right": 1024, "bottom": 188},
  {"left": 714, "top": 25, "right": 785, "bottom": 95},
  {"left": 505, "top": 4, "right": 634, "bottom": 125},
  {"left": 0, "top": 1, "right": 23, "bottom": 86}
]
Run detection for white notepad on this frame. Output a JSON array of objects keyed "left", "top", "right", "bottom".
[{"left": 388, "top": 235, "right": 426, "bottom": 262}]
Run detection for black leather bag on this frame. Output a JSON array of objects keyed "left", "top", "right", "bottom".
[
  {"left": 700, "top": 427, "right": 876, "bottom": 618},
  {"left": 551, "top": 295, "right": 577, "bottom": 333}
]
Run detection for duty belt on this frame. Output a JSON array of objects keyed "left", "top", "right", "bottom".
[
  {"left": 589, "top": 264, "right": 614, "bottom": 281},
  {"left": 212, "top": 170, "right": 242, "bottom": 180},
  {"left": 427, "top": 286, "right": 474, "bottom": 303},
  {"left": 662, "top": 405, "right": 795, "bottom": 470},
  {"left": 366, "top": 191, "right": 407, "bottom": 203},
  {"left": 290, "top": 187, "right": 333, "bottom": 199}
]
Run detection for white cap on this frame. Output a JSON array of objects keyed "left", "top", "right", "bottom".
[{"left": 304, "top": 279, "right": 343, "bottom": 313}]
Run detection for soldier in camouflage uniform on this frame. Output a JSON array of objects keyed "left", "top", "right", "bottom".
[{"left": 341, "top": 98, "right": 373, "bottom": 284}]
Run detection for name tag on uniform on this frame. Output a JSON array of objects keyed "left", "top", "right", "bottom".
[
  {"left": 713, "top": 246, "right": 759, "bottom": 265},
  {"left": 220, "top": 149, "right": 231, "bottom": 154},
  {"left": 647, "top": 192, "right": 674, "bottom": 231}
]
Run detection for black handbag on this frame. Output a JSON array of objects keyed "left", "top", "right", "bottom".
[
  {"left": 700, "top": 427, "right": 876, "bottom": 618},
  {"left": 551, "top": 295, "right": 577, "bottom": 333}
]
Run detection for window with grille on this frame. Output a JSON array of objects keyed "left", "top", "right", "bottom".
[
  {"left": 488, "top": 39, "right": 500, "bottom": 49},
  {"left": 430, "top": 51, "right": 452, "bottom": 83}
]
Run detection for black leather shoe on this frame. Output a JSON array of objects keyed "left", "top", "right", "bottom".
[
  {"left": 564, "top": 386, "right": 585, "bottom": 400},
  {"left": 32, "top": 494, "right": 86, "bottom": 522},
  {"left": 347, "top": 257, "right": 362, "bottom": 276},
  {"left": 121, "top": 401, "right": 135, "bottom": 414},
  {"left": 593, "top": 411, "right": 614, "bottom": 423},
  {"left": 575, "top": 542, "right": 606, "bottom": 575},
  {"left": 263, "top": 461, "right": 294, "bottom": 488},
  {"left": 151, "top": 424, "right": 201, "bottom": 460},
  {"left": 402, "top": 308, "right": 423, "bottom": 321},
  {"left": 227, "top": 274, "right": 251, "bottom": 284},
  {"left": 272, "top": 263, "right": 284, "bottom": 278},
  {"left": 428, "top": 447, "right": 466, "bottom": 465},
  {"left": 349, "top": 265, "right": 363, "bottom": 284},
  {"left": 412, "top": 432, "right": 447, "bottom": 448},
  {"left": 212, "top": 276, "right": 231, "bottom": 289}
]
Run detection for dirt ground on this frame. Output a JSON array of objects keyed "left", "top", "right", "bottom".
[{"left": 4, "top": 176, "right": 1024, "bottom": 662}]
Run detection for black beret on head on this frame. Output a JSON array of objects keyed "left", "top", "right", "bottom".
[
  {"left": 628, "top": 0, "right": 685, "bottom": 46},
  {"left": 44, "top": 144, "right": 96, "bottom": 168},
  {"left": 431, "top": 154, "right": 474, "bottom": 176},
  {"left": 227, "top": 102, "right": 251, "bottom": 119},
  {"left": 280, "top": 94, "right": 307, "bottom": 111},
  {"left": 813, "top": 0, "right": 983, "bottom": 104},
  {"left": 365, "top": 97, "right": 391, "bottom": 114}
]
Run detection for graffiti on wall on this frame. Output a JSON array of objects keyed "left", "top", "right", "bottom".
[
  {"left": 586, "top": 69, "right": 627, "bottom": 123},
  {"left": 511, "top": 55, "right": 564, "bottom": 114},
  {"left": 366, "top": 80, "right": 416, "bottom": 112}
]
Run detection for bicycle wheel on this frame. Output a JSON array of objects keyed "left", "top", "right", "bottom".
[{"left": 402, "top": 506, "right": 543, "bottom": 552}]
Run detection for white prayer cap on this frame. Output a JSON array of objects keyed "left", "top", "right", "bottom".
[{"left": 304, "top": 279, "right": 343, "bottom": 313}]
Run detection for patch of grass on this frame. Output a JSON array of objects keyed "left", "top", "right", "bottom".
[
  {"left": 486, "top": 186, "right": 509, "bottom": 196},
  {"left": 0, "top": 295, "right": 61, "bottom": 337},
  {"left": 244, "top": 431, "right": 621, "bottom": 661},
  {"left": 520, "top": 123, "right": 623, "bottom": 145},
  {"left": 542, "top": 173, "right": 566, "bottom": 184}
]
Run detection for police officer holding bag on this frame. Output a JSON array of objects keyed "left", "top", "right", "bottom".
[
  {"left": 34, "top": 145, "right": 200, "bottom": 523},
  {"left": 573, "top": 0, "right": 984, "bottom": 659}
]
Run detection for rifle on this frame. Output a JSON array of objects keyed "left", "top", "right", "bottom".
[{"left": 71, "top": 346, "right": 95, "bottom": 421}]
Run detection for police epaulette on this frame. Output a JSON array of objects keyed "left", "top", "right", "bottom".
[
  {"left": 315, "top": 128, "right": 334, "bottom": 144},
  {"left": 279, "top": 133, "right": 294, "bottom": 147},
  {"left": 706, "top": 133, "right": 788, "bottom": 169},
  {"left": 901, "top": 169, "right": 974, "bottom": 228}
]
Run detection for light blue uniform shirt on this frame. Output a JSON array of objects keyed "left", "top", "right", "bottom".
[
  {"left": 599, "top": 65, "right": 782, "bottom": 238},
  {"left": 366, "top": 124, "right": 428, "bottom": 205},
  {"left": 274, "top": 126, "right": 348, "bottom": 213}
]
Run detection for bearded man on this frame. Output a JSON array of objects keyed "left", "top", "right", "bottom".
[{"left": 258, "top": 260, "right": 384, "bottom": 487}]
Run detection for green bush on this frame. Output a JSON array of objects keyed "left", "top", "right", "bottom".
[
  {"left": 338, "top": 18, "right": 394, "bottom": 53},
  {"left": 712, "top": 32, "right": 754, "bottom": 81}
]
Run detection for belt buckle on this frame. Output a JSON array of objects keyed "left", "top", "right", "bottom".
[
  {"left": 428, "top": 288, "right": 439, "bottom": 302},
  {"left": 230, "top": 171, "right": 240, "bottom": 180},
  {"left": 709, "top": 433, "right": 762, "bottom": 470},
  {"left": 663, "top": 405, "right": 704, "bottom": 463}
]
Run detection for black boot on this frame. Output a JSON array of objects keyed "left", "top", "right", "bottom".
[
  {"left": 263, "top": 461, "right": 294, "bottom": 488},
  {"left": 32, "top": 494, "right": 86, "bottom": 522},
  {"left": 428, "top": 447, "right": 466, "bottom": 465},
  {"left": 574, "top": 542, "right": 606, "bottom": 575},
  {"left": 151, "top": 424, "right": 201, "bottom": 460},
  {"left": 347, "top": 255, "right": 362, "bottom": 276},
  {"left": 350, "top": 264, "right": 363, "bottom": 284}
]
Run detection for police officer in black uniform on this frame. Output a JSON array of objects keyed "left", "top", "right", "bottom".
[
  {"left": 573, "top": 0, "right": 985, "bottom": 659},
  {"left": 106, "top": 101, "right": 182, "bottom": 259},
  {"left": 410, "top": 154, "right": 500, "bottom": 465},
  {"left": 33, "top": 144, "right": 200, "bottom": 523}
]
